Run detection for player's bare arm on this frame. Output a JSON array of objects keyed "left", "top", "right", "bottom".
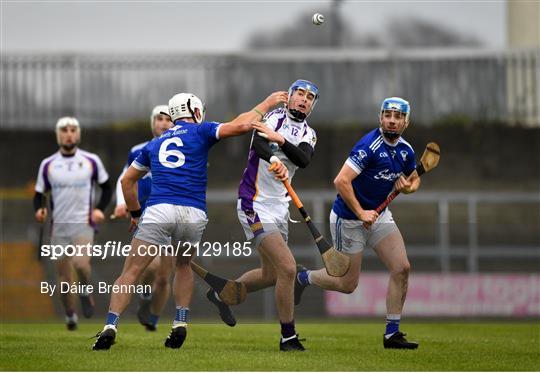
[
  {"left": 120, "top": 166, "right": 147, "bottom": 230},
  {"left": 218, "top": 91, "right": 288, "bottom": 139},
  {"left": 334, "top": 163, "right": 378, "bottom": 224}
]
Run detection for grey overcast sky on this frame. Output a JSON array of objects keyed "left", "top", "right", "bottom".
[{"left": 2, "top": 1, "right": 506, "bottom": 53}]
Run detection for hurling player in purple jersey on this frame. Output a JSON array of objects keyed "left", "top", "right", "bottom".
[
  {"left": 206, "top": 79, "right": 319, "bottom": 352},
  {"left": 34, "top": 117, "right": 112, "bottom": 330},
  {"left": 295, "top": 97, "right": 422, "bottom": 350}
]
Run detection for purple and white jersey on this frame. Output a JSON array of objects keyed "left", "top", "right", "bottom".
[
  {"left": 238, "top": 108, "right": 317, "bottom": 204},
  {"left": 35, "top": 149, "right": 109, "bottom": 225}
]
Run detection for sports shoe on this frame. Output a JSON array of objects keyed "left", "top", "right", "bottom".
[
  {"left": 65, "top": 313, "right": 78, "bottom": 331},
  {"left": 92, "top": 326, "right": 117, "bottom": 350},
  {"left": 137, "top": 298, "right": 156, "bottom": 331},
  {"left": 383, "top": 331, "right": 419, "bottom": 349},
  {"left": 294, "top": 264, "right": 309, "bottom": 306},
  {"left": 280, "top": 335, "right": 306, "bottom": 351},
  {"left": 164, "top": 325, "right": 187, "bottom": 349},
  {"left": 80, "top": 294, "right": 95, "bottom": 318},
  {"left": 206, "top": 289, "right": 236, "bottom": 327}
]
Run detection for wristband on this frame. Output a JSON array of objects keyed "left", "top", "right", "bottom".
[
  {"left": 253, "top": 108, "right": 265, "bottom": 118},
  {"left": 130, "top": 209, "right": 142, "bottom": 218}
]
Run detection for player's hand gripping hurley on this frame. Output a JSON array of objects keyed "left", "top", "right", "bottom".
[
  {"left": 364, "top": 142, "right": 440, "bottom": 228},
  {"left": 269, "top": 164, "right": 350, "bottom": 277}
]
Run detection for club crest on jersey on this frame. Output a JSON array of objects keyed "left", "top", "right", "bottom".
[
  {"left": 245, "top": 211, "right": 257, "bottom": 222},
  {"left": 359, "top": 150, "right": 367, "bottom": 159},
  {"left": 400, "top": 150, "right": 408, "bottom": 161}
]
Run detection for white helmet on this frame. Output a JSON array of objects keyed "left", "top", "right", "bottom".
[
  {"left": 150, "top": 105, "right": 169, "bottom": 130},
  {"left": 55, "top": 116, "right": 80, "bottom": 145},
  {"left": 167, "top": 93, "right": 205, "bottom": 124}
]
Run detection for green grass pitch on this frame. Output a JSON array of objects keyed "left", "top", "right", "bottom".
[{"left": 1, "top": 322, "right": 538, "bottom": 371}]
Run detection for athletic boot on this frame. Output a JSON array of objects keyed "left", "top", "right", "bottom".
[
  {"left": 294, "top": 264, "right": 309, "bottom": 306},
  {"left": 80, "top": 294, "right": 95, "bottom": 318},
  {"left": 280, "top": 335, "right": 306, "bottom": 351},
  {"left": 65, "top": 313, "right": 78, "bottom": 331},
  {"left": 383, "top": 331, "right": 419, "bottom": 350},
  {"left": 164, "top": 325, "right": 187, "bottom": 349},
  {"left": 137, "top": 298, "right": 155, "bottom": 331},
  {"left": 206, "top": 289, "right": 236, "bottom": 327},
  {"left": 92, "top": 325, "right": 117, "bottom": 350}
]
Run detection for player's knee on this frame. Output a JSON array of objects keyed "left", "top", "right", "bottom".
[
  {"left": 391, "top": 261, "right": 411, "bottom": 278},
  {"left": 153, "top": 275, "right": 169, "bottom": 291},
  {"left": 277, "top": 262, "right": 296, "bottom": 280}
]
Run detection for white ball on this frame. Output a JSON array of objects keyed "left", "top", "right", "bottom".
[{"left": 312, "top": 13, "right": 324, "bottom": 25}]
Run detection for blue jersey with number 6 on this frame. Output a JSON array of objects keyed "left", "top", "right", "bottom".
[{"left": 132, "top": 121, "right": 221, "bottom": 212}]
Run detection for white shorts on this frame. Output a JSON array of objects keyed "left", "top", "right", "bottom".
[
  {"left": 135, "top": 203, "right": 208, "bottom": 247},
  {"left": 50, "top": 224, "right": 94, "bottom": 247},
  {"left": 237, "top": 199, "right": 289, "bottom": 248},
  {"left": 51, "top": 222, "right": 94, "bottom": 240},
  {"left": 330, "top": 208, "right": 399, "bottom": 254}
]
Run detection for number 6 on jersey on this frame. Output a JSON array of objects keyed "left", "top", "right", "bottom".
[{"left": 159, "top": 137, "right": 185, "bottom": 168}]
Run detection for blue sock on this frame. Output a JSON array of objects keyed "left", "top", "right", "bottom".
[
  {"left": 297, "top": 270, "right": 311, "bottom": 286},
  {"left": 105, "top": 311, "right": 119, "bottom": 327},
  {"left": 174, "top": 306, "right": 189, "bottom": 325},
  {"left": 385, "top": 314, "right": 400, "bottom": 336},
  {"left": 280, "top": 320, "right": 296, "bottom": 339},
  {"left": 149, "top": 313, "right": 160, "bottom": 327}
]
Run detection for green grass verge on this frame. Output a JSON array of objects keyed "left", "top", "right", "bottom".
[{"left": 1, "top": 322, "right": 538, "bottom": 371}]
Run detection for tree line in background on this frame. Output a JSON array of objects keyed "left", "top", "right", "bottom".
[{"left": 247, "top": 6, "right": 481, "bottom": 49}]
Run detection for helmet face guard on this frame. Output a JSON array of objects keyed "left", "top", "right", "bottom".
[
  {"left": 168, "top": 93, "right": 206, "bottom": 124},
  {"left": 286, "top": 79, "right": 319, "bottom": 122},
  {"left": 379, "top": 97, "right": 410, "bottom": 140}
]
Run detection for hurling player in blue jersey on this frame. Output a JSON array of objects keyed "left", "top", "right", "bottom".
[
  {"left": 93, "top": 90, "right": 288, "bottom": 350},
  {"left": 295, "top": 97, "right": 421, "bottom": 350},
  {"left": 113, "top": 105, "right": 173, "bottom": 332}
]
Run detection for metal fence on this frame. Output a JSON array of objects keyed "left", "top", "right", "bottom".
[
  {"left": 2, "top": 48, "right": 539, "bottom": 128},
  {"left": 203, "top": 189, "right": 540, "bottom": 273},
  {"left": 2, "top": 190, "right": 538, "bottom": 320}
]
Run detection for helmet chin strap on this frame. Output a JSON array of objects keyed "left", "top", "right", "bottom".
[
  {"left": 287, "top": 108, "right": 307, "bottom": 122},
  {"left": 382, "top": 130, "right": 401, "bottom": 141}
]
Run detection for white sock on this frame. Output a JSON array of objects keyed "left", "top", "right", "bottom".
[
  {"left": 214, "top": 291, "right": 223, "bottom": 302},
  {"left": 65, "top": 313, "right": 78, "bottom": 323},
  {"left": 306, "top": 270, "right": 313, "bottom": 285},
  {"left": 172, "top": 321, "right": 187, "bottom": 328},
  {"left": 281, "top": 334, "right": 297, "bottom": 343}
]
